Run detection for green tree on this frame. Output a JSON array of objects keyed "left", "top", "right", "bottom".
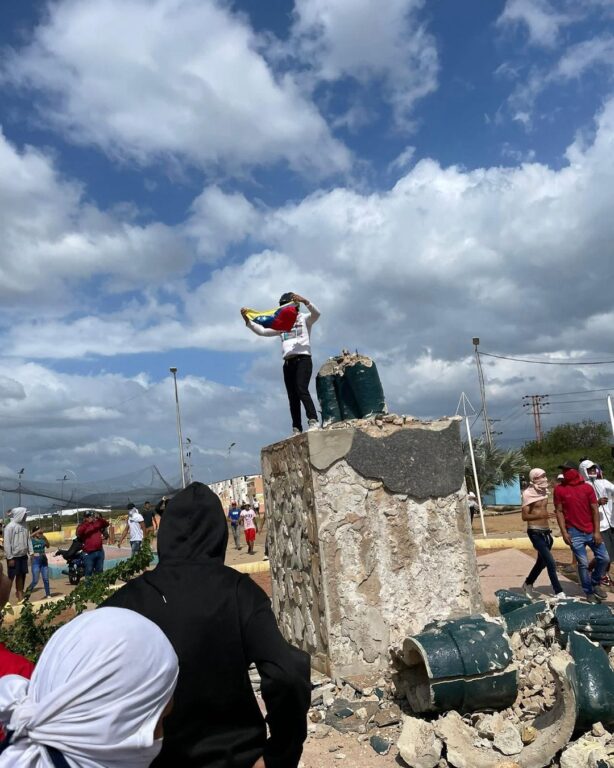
[
  {"left": 522, "top": 420, "right": 612, "bottom": 478},
  {"left": 464, "top": 439, "right": 529, "bottom": 496},
  {"left": 524, "top": 420, "right": 609, "bottom": 458}
]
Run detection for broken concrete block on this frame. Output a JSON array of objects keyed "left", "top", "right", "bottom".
[{"left": 397, "top": 716, "right": 442, "bottom": 768}]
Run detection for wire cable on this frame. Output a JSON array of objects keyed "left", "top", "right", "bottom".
[{"left": 480, "top": 351, "right": 614, "bottom": 366}]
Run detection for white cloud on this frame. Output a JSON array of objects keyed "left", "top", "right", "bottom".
[
  {"left": 290, "top": 0, "right": 438, "bottom": 125},
  {"left": 497, "top": 0, "right": 570, "bottom": 48},
  {"left": 2, "top": 0, "right": 349, "bottom": 175},
  {"left": 7, "top": 97, "right": 614, "bottom": 377},
  {"left": 0, "top": 128, "right": 191, "bottom": 305}
]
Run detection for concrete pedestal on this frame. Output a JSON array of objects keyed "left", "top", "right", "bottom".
[{"left": 261, "top": 417, "right": 484, "bottom": 677}]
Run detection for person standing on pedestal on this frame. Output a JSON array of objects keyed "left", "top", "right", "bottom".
[{"left": 241, "top": 293, "right": 320, "bottom": 435}]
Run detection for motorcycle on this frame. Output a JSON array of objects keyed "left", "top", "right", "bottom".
[{"left": 55, "top": 538, "right": 86, "bottom": 586}]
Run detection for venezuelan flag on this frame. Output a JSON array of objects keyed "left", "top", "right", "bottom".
[{"left": 245, "top": 302, "right": 298, "bottom": 332}]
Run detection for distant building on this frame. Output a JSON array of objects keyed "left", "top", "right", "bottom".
[
  {"left": 482, "top": 477, "right": 521, "bottom": 506},
  {"left": 209, "top": 474, "right": 264, "bottom": 512}
]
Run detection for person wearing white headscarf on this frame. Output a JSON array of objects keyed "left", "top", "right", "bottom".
[
  {"left": 0, "top": 607, "right": 178, "bottom": 767},
  {"left": 4, "top": 508, "right": 32, "bottom": 601}
]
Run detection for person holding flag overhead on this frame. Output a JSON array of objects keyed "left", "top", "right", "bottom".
[{"left": 241, "top": 292, "right": 320, "bottom": 434}]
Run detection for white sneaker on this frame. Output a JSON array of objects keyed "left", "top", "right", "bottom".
[
  {"left": 555, "top": 592, "right": 567, "bottom": 600},
  {"left": 522, "top": 581, "right": 540, "bottom": 599},
  {"left": 292, "top": 427, "right": 301, "bottom": 436},
  {"left": 307, "top": 419, "right": 320, "bottom": 431}
]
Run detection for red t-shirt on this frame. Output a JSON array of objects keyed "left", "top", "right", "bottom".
[
  {"left": 554, "top": 482, "right": 598, "bottom": 533},
  {"left": 0, "top": 644, "right": 34, "bottom": 741},
  {"left": 0, "top": 643, "right": 34, "bottom": 679},
  {"left": 76, "top": 518, "right": 109, "bottom": 553}
]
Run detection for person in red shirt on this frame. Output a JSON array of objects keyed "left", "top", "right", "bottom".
[
  {"left": 76, "top": 511, "right": 109, "bottom": 579},
  {"left": 554, "top": 461, "right": 610, "bottom": 602}
]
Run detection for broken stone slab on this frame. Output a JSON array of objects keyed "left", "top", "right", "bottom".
[
  {"left": 372, "top": 704, "right": 402, "bottom": 728},
  {"left": 311, "top": 682, "right": 336, "bottom": 706},
  {"left": 369, "top": 735, "right": 391, "bottom": 755},
  {"left": 397, "top": 716, "right": 443, "bottom": 768},
  {"left": 492, "top": 724, "right": 523, "bottom": 756},
  {"left": 398, "top": 615, "right": 517, "bottom": 715}
]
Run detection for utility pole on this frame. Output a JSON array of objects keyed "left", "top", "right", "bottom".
[
  {"left": 472, "top": 338, "right": 493, "bottom": 448},
  {"left": 169, "top": 367, "right": 187, "bottom": 489},
  {"left": 456, "top": 392, "right": 487, "bottom": 537},
  {"left": 522, "top": 395, "right": 550, "bottom": 443}
]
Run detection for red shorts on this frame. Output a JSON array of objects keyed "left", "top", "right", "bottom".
[{"left": 244, "top": 528, "right": 256, "bottom": 544}]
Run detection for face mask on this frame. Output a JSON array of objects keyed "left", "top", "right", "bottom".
[{"left": 532, "top": 476, "right": 548, "bottom": 490}]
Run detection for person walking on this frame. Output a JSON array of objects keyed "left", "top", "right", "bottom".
[
  {"left": 554, "top": 461, "right": 610, "bottom": 602},
  {"left": 240, "top": 502, "right": 259, "bottom": 555},
  {"left": 228, "top": 500, "right": 242, "bottom": 551},
  {"left": 0, "top": 607, "right": 178, "bottom": 767},
  {"left": 4, "top": 507, "right": 31, "bottom": 601},
  {"left": 27, "top": 527, "right": 51, "bottom": 599},
  {"left": 579, "top": 459, "right": 614, "bottom": 585},
  {"left": 241, "top": 292, "right": 320, "bottom": 435},
  {"left": 141, "top": 500, "right": 157, "bottom": 537},
  {"left": 119, "top": 503, "right": 146, "bottom": 555},
  {"left": 76, "top": 510, "right": 109, "bottom": 578},
  {"left": 521, "top": 468, "right": 566, "bottom": 600},
  {"left": 102, "top": 482, "right": 310, "bottom": 768}
]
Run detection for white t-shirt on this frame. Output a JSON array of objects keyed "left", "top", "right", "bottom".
[
  {"left": 240, "top": 509, "right": 257, "bottom": 531},
  {"left": 128, "top": 510, "right": 145, "bottom": 542},
  {"left": 586, "top": 477, "right": 614, "bottom": 531},
  {"left": 247, "top": 304, "right": 320, "bottom": 359}
]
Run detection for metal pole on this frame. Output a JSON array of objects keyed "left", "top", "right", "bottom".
[
  {"left": 608, "top": 395, "right": 614, "bottom": 438},
  {"left": 466, "top": 415, "right": 487, "bottom": 537},
  {"left": 472, "top": 338, "right": 493, "bottom": 448},
  {"left": 170, "top": 368, "right": 187, "bottom": 489}
]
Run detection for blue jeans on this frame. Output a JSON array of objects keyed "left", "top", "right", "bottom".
[
  {"left": 568, "top": 526, "right": 610, "bottom": 594},
  {"left": 84, "top": 549, "right": 105, "bottom": 578},
  {"left": 130, "top": 541, "right": 142, "bottom": 555},
  {"left": 29, "top": 556, "right": 50, "bottom": 597},
  {"left": 526, "top": 529, "right": 564, "bottom": 595}
]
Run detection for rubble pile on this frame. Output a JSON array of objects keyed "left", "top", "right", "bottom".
[{"left": 274, "top": 600, "right": 614, "bottom": 767}]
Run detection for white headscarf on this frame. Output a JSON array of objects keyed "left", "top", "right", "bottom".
[{"left": 0, "top": 607, "right": 178, "bottom": 768}]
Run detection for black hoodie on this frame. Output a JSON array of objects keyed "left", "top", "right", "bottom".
[{"left": 102, "top": 482, "right": 310, "bottom": 768}]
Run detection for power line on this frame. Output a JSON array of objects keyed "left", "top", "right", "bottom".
[
  {"left": 547, "top": 386, "right": 614, "bottom": 396},
  {"left": 545, "top": 397, "right": 611, "bottom": 404},
  {"left": 480, "top": 351, "right": 614, "bottom": 366}
]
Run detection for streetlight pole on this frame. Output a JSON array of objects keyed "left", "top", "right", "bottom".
[
  {"left": 17, "top": 468, "right": 25, "bottom": 506},
  {"left": 472, "top": 338, "right": 493, "bottom": 449},
  {"left": 170, "top": 367, "right": 187, "bottom": 489}
]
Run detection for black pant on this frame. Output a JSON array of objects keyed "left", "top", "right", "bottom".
[
  {"left": 283, "top": 355, "right": 318, "bottom": 430},
  {"left": 526, "top": 529, "right": 563, "bottom": 594}
]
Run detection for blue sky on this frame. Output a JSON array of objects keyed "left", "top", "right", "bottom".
[{"left": 0, "top": 0, "right": 613, "bottom": 494}]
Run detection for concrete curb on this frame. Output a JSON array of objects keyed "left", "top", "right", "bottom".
[
  {"left": 230, "top": 561, "right": 271, "bottom": 574},
  {"left": 474, "top": 536, "right": 568, "bottom": 551}
]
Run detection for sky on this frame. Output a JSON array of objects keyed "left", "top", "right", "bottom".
[{"left": 1, "top": 0, "right": 613, "bottom": 494}]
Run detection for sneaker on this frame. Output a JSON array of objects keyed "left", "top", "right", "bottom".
[
  {"left": 555, "top": 592, "right": 567, "bottom": 600},
  {"left": 593, "top": 584, "right": 608, "bottom": 600},
  {"left": 586, "top": 593, "right": 602, "bottom": 603},
  {"left": 292, "top": 427, "right": 302, "bottom": 436},
  {"left": 307, "top": 419, "right": 320, "bottom": 431},
  {"left": 522, "top": 581, "right": 540, "bottom": 599},
  {"left": 263, "top": 556, "right": 269, "bottom": 561}
]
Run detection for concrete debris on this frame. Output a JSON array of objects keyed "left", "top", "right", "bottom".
[
  {"left": 305, "top": 611, "right": 614, "bottom": 766},
  {"left": 397, "top": 716, "right": 442, "bottom": 768}
]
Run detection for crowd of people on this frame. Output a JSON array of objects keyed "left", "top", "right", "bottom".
[
  {"left": 227, "top": 499, "right": 263, "bottom": 556},
  {"left": 0, "top": 483, "right": 309, "bottom": 767},
  {"left": 521, "top": 458, "right": 614, "bottom": 603}
]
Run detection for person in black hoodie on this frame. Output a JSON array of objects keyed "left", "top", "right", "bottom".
[{"left": 102, "top": 481, "right": 310, "bottom": 768}]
